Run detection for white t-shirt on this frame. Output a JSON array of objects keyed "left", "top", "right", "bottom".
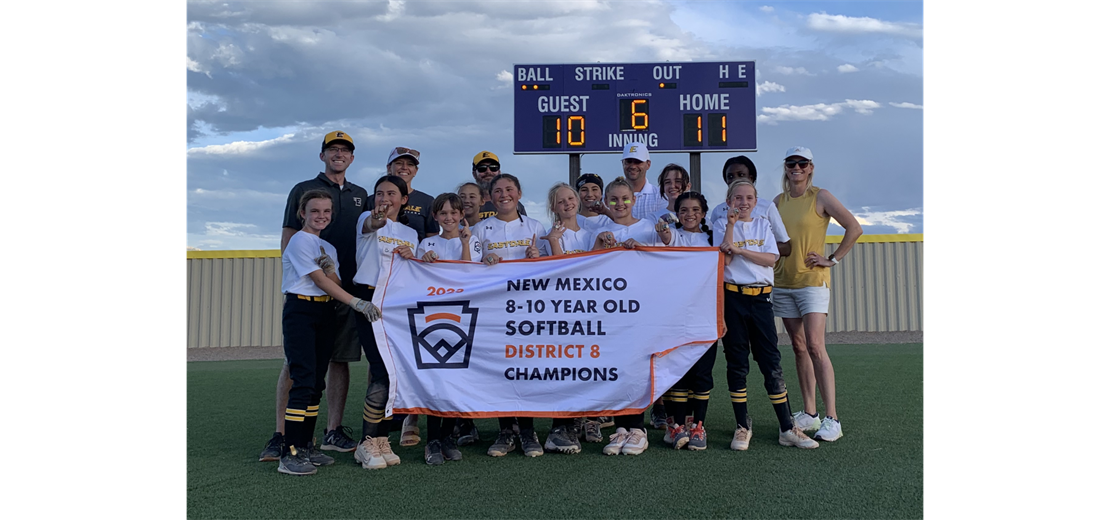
[
  {"left": 475, "top": 214, "right": 548, "bottom": 260},
  {"left": 580, "top": 213, "right": 612, "bottom": 231},
  {"left": 595, "top": 218, "right": 667, "bottom": 248},
  {"left": 539, "top": 220, "right": 595, "bottom": 256},
  {"left": 353, "top": 215, "right": 419, "bottom": 287},
  {"left": 417, "top": 234, "right": 481, "bottom": 262},
  {"left": 632, "top": 182, "right": 667, "bottom": 220},
  {"left": 710, "top": 198, "right": 790, "bottom": 244},
  {"left": 281, "top": 231, "right": 339, "bottom": 296},
  {"left": 669, "top": 228, "right": 711, "bottom": 248},
  {"left": 712, "top": 217, "right": 778, "bottom": 286}
]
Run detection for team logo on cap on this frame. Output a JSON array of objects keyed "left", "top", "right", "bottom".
[
  {"left": 629, "top": 146, "right": 638, "bottom": 153},
  {"left": 408, "top": 301, "right": 479, "bottom": 370},
  {"left": 335, "top": 132, "right": 346, "bottom": 138}
]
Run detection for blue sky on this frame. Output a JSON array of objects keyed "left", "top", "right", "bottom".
[{"left": 186, "top": 0, "right": 923, "bottom": 249}]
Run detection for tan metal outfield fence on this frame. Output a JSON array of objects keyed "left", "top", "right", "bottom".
[{"left": 186, "top": 234, "right": 922, "bottom": 349}]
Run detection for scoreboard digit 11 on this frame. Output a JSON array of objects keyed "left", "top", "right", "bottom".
[{"left": 513, "top": 61, "right": 756, "bottom": 154}]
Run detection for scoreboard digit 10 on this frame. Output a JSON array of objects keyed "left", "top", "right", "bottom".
[{"left": 513, "top": 61, "right": 756, "bottom": 154}]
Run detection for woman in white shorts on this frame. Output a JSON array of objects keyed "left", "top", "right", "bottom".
[{"left": 772, "top": 146, "right": 862, "bottom": 442}]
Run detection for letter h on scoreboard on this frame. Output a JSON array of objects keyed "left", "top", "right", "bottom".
[{"left": 407, "top": 301, "right": 479, "bottom": 370}]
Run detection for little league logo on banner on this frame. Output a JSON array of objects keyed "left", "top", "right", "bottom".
[{"left": 371, "top": 248, "right": 724, "bottom": 418}]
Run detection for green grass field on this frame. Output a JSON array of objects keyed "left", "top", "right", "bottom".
[{"left": 187, "top": 344, "right": 922, "bottom": 519}]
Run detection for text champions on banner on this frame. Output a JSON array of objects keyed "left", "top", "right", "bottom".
[{"left": 371, "top": 247, "right": 725, "bottom": 418}]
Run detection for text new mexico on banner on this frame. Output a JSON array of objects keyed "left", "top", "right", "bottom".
[{"left": 371, "top": 247, "right": 724, "bottom": 418}]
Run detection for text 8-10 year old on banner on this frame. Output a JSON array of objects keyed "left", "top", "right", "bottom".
[{"left": 371, "top": 247, "right": 724, "bottom": 418}]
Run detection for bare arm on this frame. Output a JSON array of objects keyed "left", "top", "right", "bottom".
[
  {"left": 777, "top": 241, "right": 792, "bottom": 257},
  {"left": 818, "top": 189, "right": 863, "bottom": 261}
]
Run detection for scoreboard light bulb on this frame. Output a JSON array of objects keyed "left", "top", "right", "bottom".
[
  {"left": 532, "top": 84, "right": 538, "bottom": 90},
  {"left": 521, "top": 85, "right": 527, "bottom": 90},
  {"left": 659, "top": 83, "right": 664, "bottom": 88}
]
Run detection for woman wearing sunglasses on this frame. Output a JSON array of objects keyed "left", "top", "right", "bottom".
[{"left": 772, "top": 146, "right": 862, "bottom": 443}]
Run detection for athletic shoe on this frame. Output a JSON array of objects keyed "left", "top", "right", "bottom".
[
  {"left": 401, "top": 415, "right": 421, "bottom": 447},
  {"left": 322, "top": 426, "right": 357, "bottom": 452},
  {"left": 814, "top": 417, "right": 843, "bottom": 442},
  {"left": 779, "top": 426, "right": 820, "bottom": 449},
  {"left": 376, "top": 437, "right": 401, "bottom": 466},
  {"left": 599, "top": 416, "right": 615, "bottom": 428},
  {"left": 305, "top": 438, "right": 335, "bottom": 466},
  {"left": 668, "top": 423, "right": 689, "bottom": 450},
  {"left": 650, "top": 403, "right": 668, "bottom": 430},
  {"left": 354, "top": 436, "right": 386, "bottom": 470},
  {"left": 544, "top": 425, "right": 582, "bottom": 454},
  {"left": 603, "top": 427, "right": 629, "bottom": 455},
  {"left": 455, "top": 419, "right": 480, "bottom": 446},
  {"left": 573, "top": 417, "right": 586, "bottom": 438},
  {"left": 621, "top": 428, "right": 649, "bottom": 455},
  {"left": 259, "top": 432, "right": 283, "bottom": 462},
  {"left": 425, "top": 440, "right": 445, "bottom": 465},
  {"left": 792, "top": 411, "right": 820, "bottom": 432},
  {"left": 731, "top": 426, "right": 752, "bottom": 451},
  {"left": 277, "top": 445, "right": 317, "bottom": 476},
  {"left": 487, "top": 428, "right": 517, "bottom": 457},
  {"left": 442, "top": 437, "right": 463, "bottom": 462},
  {"left": 583, "top": 420, "right": 603, "bottom": 443},
  {"left": 687, "top": 422, "right": 707, "bottom": 451},
  {"left": 521, "top": 429, "right": 544, "bottom": 457}
]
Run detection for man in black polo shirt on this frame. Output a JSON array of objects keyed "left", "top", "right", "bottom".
[
  {"left": 472, "top": 150, "right": 527, "bottom": 221},
  {"left": 258, "top": 130, "right": 367, "bottom": 461}
]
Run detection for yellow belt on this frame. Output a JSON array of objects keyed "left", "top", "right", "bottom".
[
  {"left": 295, "top": 294, "right": 333, "bottom": 302},
  {"left": 724, "top": 283, "right": 772, "bottom": 296}
]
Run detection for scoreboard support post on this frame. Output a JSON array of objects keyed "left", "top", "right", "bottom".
[
  {"left": 689, "top": 152, "right": 701, "bottom": 194},
  {"left": 568, "top": 154, "right": 581, "bottom": 188}
]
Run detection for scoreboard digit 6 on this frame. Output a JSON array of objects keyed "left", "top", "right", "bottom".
[{"left": 514, "top": 61, "right": 756, "bottom": 154}]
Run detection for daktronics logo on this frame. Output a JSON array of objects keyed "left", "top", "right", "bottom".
[{"left": 408, "top": 301, "right": 479, "bottom": 369}]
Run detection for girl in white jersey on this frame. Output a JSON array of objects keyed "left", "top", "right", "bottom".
[
  {"left": 713, "top": 180, "right": 818, "bottom": 452},
  {"left": 655, "top": 191, "right": 719, "bottom": 451},
  {"left": 476, "top": 173, "right": 548, "bottom": 458},
  {"left": 591, "top": 177, "right": 667, "bottom": 456},
  {"left": 350, "top": 175, "right": 419, "bottom": 471},
  {"left": 413, "top": 192, "right": 479, "bottom": 465},
  {"left": 278, "top": 190, "right": 381, "bottom": 476}
]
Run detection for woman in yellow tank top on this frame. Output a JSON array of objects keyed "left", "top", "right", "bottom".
[{"left": 771, "top": 146, "right": 862, "bottom": 443}]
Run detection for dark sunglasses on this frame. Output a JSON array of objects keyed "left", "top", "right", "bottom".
[
  {"left": 784, "top": 160, "right": 811, "bottom": 169},
  {"left": 475, "top": 164, "right": 500, "bottom": 173}
]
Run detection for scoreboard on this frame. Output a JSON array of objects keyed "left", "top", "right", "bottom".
[{"left": 513, "top": 61, "right": 756, "bottom": 154}]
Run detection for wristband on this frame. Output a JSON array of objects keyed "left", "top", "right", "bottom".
[{"left": 828, "top": 254, "right": 839, "bottom": 265}]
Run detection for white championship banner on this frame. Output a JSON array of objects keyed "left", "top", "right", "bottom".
[{"left": 371, "top": 247, "right": 724, "bottom": 417}]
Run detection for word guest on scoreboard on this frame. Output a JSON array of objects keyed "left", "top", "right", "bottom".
[{"left": 513, "top": 61, "right": 756, "bottom": 154}]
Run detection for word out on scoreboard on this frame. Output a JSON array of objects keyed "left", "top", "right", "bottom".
[{"left": 514, "top": 62, "right": 756, "bottom": 154}]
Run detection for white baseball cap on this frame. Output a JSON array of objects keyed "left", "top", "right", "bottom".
[
  {"left": 622, "top": 142, "right": 650, "bottom": 162},
  {"left": 784, "top": 146, "right": 813, "bottom": 160}
]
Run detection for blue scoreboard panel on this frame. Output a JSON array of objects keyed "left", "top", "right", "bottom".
[{"left": 513, "top": 61, "right": 756, "bottom": 154}]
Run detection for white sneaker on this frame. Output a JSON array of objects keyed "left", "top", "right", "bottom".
[
  {"left": 814, "top": 417, "right": 843, "bottom": 442},
  {"left": 621, "top": 428, "right": 648, "bottom": 455},
  {"left": 779, "top": 426, "right": 820, "bottom": 449},
  {"left": 376, "top": 436, "right": 402, "bottom": 465},
  {"left": 792, "top": 411, "right": 820, "bottom": 432},
  {"left": 730, "top": 426, "right": 752, "bottom": 451},
  {"left": 354, "top": 437, "right": 386, "bottom": 470},
  {"left": 603, "top": 427, "right": 629, "bottom": 456}
]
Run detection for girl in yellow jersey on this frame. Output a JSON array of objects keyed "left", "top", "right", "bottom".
[{"left": 772, "top": 147, "right": 862, "bottom": 442}]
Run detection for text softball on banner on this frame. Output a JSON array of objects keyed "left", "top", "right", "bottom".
[{"left": 371, "top": 248, "right": 724, "bottom": 418}]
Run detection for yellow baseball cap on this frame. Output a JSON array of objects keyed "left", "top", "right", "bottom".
[
  {"left": 322, "top": 131, "right": 355, "bottom": 152},
  {"left": 472, "top": 150, "right": 500, "bottom": 167}
]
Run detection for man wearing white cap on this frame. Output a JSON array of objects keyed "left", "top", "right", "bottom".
[{"left": 621, "top": 142, "right": 667, "bottom": 220}]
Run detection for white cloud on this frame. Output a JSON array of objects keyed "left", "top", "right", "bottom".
[
  {"left": 496, "top": 70, "right": 512, "bottom": 83},
  {"left": 837, "top": 64, "right": 859, "bottom": 73},
  {"left": 186, "top": 56, "right": 209, "bottom": 77},
  {"left": 757, "top": 99, "right": 881, "bottom": 124},
  {"left": 854, "top": 207, "right": 922, "bottom": 234},
  {"left": 756, "top": 81, "right": 785, "bottom": 96},
  {"left": 186, "top": 133, "right": 297, "bottom": 156},
  {"left": 807, "top": 12, "right": 923, "bottom": 39},
  {"left": 890, "top": 101, "right": 923, "bottom": 109},
  {"left": 760, "top": 6, "right": 774, "bottom": 13},
  {"left": 774, "top": 66, "right": 814, "bottom": 76}
]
